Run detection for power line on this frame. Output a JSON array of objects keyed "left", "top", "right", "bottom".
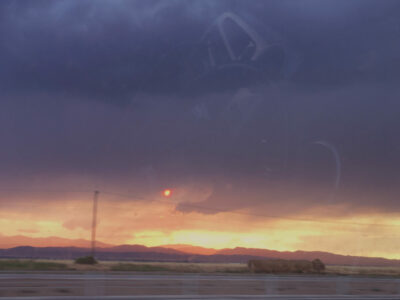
[
  {"left": 0, "top": 188, "right": 92, "bottom": 194},
  {"left": 91, "top": 190, "right": 99, "bottom": 258}
]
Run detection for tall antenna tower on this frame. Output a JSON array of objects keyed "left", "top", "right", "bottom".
[{"left": 91, "top": 190, "right": 99, "bottom": 257}]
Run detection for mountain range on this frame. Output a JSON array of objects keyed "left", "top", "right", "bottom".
[{"left": 0, "top": 235, "right": 399, "bottom": 267}]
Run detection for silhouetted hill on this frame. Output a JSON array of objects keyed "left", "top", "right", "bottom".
[
  {"left": 1, "top": 245, "right": 400, "bottom": 267},
  {"left": 215, "top": 247, "right": 400, "bottom": 267},
  {"left": 0, "top": 234, "right": 112, "bottom": 248},
  {"left": 0, "top": 246, "right": 187, "bottom": 261},
  {"left": 163, "top": 244, "right": 218, "bottom": 255},
  {"left": 101, "top": 244, "right": 184, "bottom": 255},
  {"left": 1, "top": 235, "right": 399, "bottom": 266}
]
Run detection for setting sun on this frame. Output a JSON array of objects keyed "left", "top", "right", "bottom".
[{"left": 163, "top": 189, "right": 172, "bottom": 197}]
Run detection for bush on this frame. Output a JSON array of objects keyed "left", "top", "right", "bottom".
[
  {"left": 74, "top": 256, "right": 98, "bottom": 265},
  {"left": 312, "top": 258, "right": 325, "bottom": 272},
  {"left": 111, "top": 263, "right": 170, "bottom": 272},
  {"left": 248, "top": 259, "right": 326, "bottom": 274}
]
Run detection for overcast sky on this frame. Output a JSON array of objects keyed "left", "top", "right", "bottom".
[{"left": 1, "top": 0, "right": 400, "bottom": 255}]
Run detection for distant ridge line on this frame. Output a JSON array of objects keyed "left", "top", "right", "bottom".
[{"left": 1, "top": 243, "right": 400, "bottom": 267}]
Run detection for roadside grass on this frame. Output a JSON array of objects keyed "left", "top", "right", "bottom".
[
  {"left": 0, "top": 259, "right": 68, "bottom": 271},
  {"left": 110, "top": 262, "right": 248, "bottom": 273},
  {"left": 109, "top": 262, "right": 400, "bottom": 276},
  {"left": 0, "top": 259, "right": 247, "bottom": 273},
  {"left": 1, "top": 258, "right": 400, "bottom": 277},
  {"left": 326, "top": 265, "right": 400, "bottom": 277},
  {"left": 111, "top": 263, "right": 171, "bottom": 272}
]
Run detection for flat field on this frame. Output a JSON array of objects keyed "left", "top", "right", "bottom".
[{"left": 1, "top": 259, "right": 400, "bottom": 277}]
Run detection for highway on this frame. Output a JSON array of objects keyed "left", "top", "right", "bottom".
[
  {"left": 1, "top": 273, "right": 400, "bottom": 299},
  {"left": 1, "top": 296, "right": 400, "bottom": 300}
]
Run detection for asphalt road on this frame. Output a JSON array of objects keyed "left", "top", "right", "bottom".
[
  {"left": 1, "top": 296, "right": 400, "bottom": 300},
  {"left": 1, "top": 273, "right": 400, "bottom": 298}
]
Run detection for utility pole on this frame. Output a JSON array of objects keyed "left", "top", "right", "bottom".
[{"left": 91, "top": 190, "right": 99, "bottom": 257}]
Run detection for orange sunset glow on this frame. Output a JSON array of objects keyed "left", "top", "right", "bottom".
[{"left": 1, "top": 191, "right": 400, "bottom": 259}]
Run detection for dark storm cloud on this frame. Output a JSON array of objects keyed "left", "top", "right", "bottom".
[
  {"left": 1, "top": 0, "right": 400, "bottom": 98},
  {"left": 175, "top": 83, "right": 400, "bottom": 216},
  {"left": 1, "top": 0, "right": 400, "bottom": 216},
  {"left": 1, "top": 83, "right": 400, "bottom": 217},
  {"left": 0, "top": 0, "right": 229, "bottom": 99}
]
